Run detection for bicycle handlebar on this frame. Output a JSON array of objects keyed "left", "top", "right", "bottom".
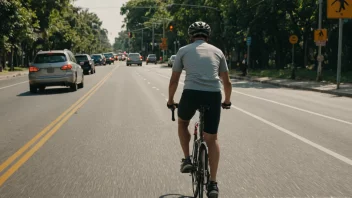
[{"left": 167, "top": 103, "right": 179, "bottom": 121}]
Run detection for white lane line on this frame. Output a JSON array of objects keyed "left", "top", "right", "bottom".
[
  {"left": 156, "top": 72, "right": 352, "bottom": 126},
  {"left": 232, "top": 90, "right": 352, "bottom": 126},
  {"left": 231, "top": 104, "right": 352, "bottom": 166},
  {"left": 148, "top": 82, "right": 150, "bottom": 84},
  {"left": 152, "top": 87, "right": 156, "bottom": 89},
  {"left": 155, "top": 71, "right": 352, "bottom": 164},
  {"left": 156, "top": 88, "right": 159, "bottom": 91},
  {"left": 0, "top": 81, "right": 28, "bottom": 90}
]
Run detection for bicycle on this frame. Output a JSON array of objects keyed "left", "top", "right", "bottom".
[{"left": 168, "top": 102, "right": 231, "bottom": 198}]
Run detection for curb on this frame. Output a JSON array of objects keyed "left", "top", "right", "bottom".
[
  {"left": 0, "top": 72, "right": 28, "bottom": 80},
  {"left": 230, "top": 75, "right": 352, "bottom": 98}
]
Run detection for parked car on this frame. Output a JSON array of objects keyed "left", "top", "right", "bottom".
[
  {"left": 146, "top": 54, "right": 157, "bottom": 65},
  {"left": 126, "top": 53, "right": 143, "bottom": 66},
  {"left": 114, "top": 54, "right": 118, "bottom": 61},
  {"left": 91, "top": 54, "right": 106, "bottom": 66},
  {"left": 103, "top": 52, "right": 115, "bottom": 65},
  {"left": 75, "top": 54, "right": 96, "bottom": 75},
  {"left": 168, "top": 55, "right": 176, "bottom": 67},
  {"left": 28, "top": 49, "right": 84, "bottom": 93}
]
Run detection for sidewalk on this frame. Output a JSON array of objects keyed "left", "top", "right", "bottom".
[
  {"left": 230, "top": 74, "right": 352, "bottom": 98},
  {"left": 0, "top": 71, "right": 28, "bottom": 80}
]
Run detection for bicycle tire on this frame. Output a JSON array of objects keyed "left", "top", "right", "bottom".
[
  {"left": 192, "top": 138, "right": 199, "bottom": 197},
  {"left": 198, "top": 145, "right": 208, "bottom": 198}
]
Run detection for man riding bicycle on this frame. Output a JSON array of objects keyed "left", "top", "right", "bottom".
[{"left": 167, "top": 21, "right": 232, "bottom": 198}]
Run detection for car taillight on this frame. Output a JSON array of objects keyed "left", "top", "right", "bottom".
[
  {"left": 128, "top": 58, "right": 131, "bottom": 60},
  {"left": 29, "top": 66, "right": 39, "bottom": 72},
  {"left": 61, "top": 64, "right": 72, "bottom": 70},
  {"left": 110, "top": 57, "right": 113, "bottom": 60}
]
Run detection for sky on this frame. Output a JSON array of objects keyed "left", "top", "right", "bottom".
[{"left": 74, "top": 0, "right": 129, "bottom": 44}]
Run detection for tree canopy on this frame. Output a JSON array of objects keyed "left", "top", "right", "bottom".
[
  {"left": 0, "top": 0, "right": 112, "bottom": 70},
  {"left": 116, "top": 0, "right": 352, "bottom": 78}
]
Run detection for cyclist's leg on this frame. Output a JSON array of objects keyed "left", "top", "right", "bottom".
[
  {"left": 202, "top": 91, "right": 222, "bottom": 182},
  {"left": 178, "top": 90, "right": 197, "bottom": 157}
]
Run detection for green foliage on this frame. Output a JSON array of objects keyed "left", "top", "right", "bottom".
[
  {"left": 0, "top": 0, "right": 112, "bottom": 70},
  {"left": 117, "top": 0, "right": 352, "bottom": 77}
]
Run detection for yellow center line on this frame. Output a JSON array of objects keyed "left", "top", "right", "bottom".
[
  {"left": 0, "top": 67, "right": 117, "bottom": 174},
  {"left": 0, "top": 69, "right": 115, "bottom": 187}
]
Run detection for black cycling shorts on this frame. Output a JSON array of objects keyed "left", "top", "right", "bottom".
[{"left": 178, "top": 89, "right": 222, "bottom": 134}]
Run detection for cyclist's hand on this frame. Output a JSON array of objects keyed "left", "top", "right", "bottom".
[
  {"left": 222, "top": 102, "right": 231, "bottom": 109},
  {"left": 167, "top": 101, "right": 178, "bottom": 110}
]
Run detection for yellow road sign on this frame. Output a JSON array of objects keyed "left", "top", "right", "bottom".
[
  {"left": 160, "top": 43, "right": 168, "bottom": 50},
  {"left": 327, "top": 0, "right": 352, "bottom": 18},
  {"left": 289, "top": 35, "right": 298, "bottom": 44},
  {"left": 314, "top": 29, "right": 328, "bottom": 41},
  {"left": 161, "top": 38, "right": 167, "bottom": 45}
]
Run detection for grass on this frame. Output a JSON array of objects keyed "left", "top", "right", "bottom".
[
  {"left": 231, "top": 68, "right": 352, "bottom": 84},
  {"left": 0, "top": 66, "right": 28, "bottom": 74}
]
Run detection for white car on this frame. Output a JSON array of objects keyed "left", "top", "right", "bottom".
[{"left": 168, "top": 55, "right": 176, "bottom": 67}]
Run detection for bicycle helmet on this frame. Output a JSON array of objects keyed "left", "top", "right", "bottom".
[{"left": 188, "top": 21, "right": 211, "bottom": 38}]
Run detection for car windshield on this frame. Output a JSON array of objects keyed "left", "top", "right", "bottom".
[
  {"left": 104, "top": 54, "right": 112, "bottom": 58},
  {"left": 148, "top": 54, "right": 156, "bottom": 58},
  {"left": 171, "top": 56, "right": 176, "bottom": 60},
  {"left": 92, "top": 55, "right": 101, "bottom": 59},
  {"left": 34, "top": 53, "right": 67, "bottom": 63},
  {"left": 75, "top": 56, "right": 88, "bottom": 62}
]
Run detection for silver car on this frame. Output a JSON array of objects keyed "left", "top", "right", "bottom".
[
  {"left": 126, "top": 53, "right": 142, "bottom": 66},
  {"left": 168, "top": 55, "right": 176, "bottom": 67},
  {"left": 28, "top": 49, "right": 84, "bottom": 93}
]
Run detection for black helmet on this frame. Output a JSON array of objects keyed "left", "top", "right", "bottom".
[{"left": 188, "top": 21, "right": 211, "bottom": 38}]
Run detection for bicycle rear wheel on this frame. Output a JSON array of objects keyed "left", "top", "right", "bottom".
[{"left": 197, "top": 145, "right": 209, "bottom": 198}]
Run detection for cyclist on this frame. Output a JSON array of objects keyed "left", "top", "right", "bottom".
[{"left": 167, "top": 21, "right": 232, "bottom": 198}]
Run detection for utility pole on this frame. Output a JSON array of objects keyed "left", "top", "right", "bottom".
[
  {"left": 152, "top": 23, "right": 155, "bottom": 53},
  {"left": 337, "top": 19, "right": 343, "bottom": 89},
  {"left": 162, "top": 20, "right": 165, "bottom": 62},
  {"left": 316, "top": 0, "right": 323, "bottom": 81},
  {"left": 141, "top": 29, "right": 144, "bottom": 52}
]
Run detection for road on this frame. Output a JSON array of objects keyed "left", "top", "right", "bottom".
[{"left": 0, "top": 61, "right": 351, "bottom": 198}]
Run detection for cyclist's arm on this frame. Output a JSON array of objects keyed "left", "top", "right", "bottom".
[
  {"left": 220, "top": 72, "right": 232, "bottom": 103},
  {"left": 219, "top": 53, "right": 232, "bottom": 103},
  {"left": 168, "top": 71, "right": 181, "bottom": 104},
  {"left": 168, "top": 50, "right": 183, "bottom": 104}
]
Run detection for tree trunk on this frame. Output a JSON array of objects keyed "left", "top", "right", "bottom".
[{"left": 10, "top": 45, "right": 14, "bottom": 71}]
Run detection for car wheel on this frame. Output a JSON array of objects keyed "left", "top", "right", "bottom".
[
  {"left": 70, "top": 82, "right": 78, "bottom": 92},
  {"left": 30, "top": 85, "right": 37, "bottom": 93},
  {"left": 39, "top": 86, "right": 45, "bottom": 92},
  {"left": 78, "top": 75, "right": 84, "bottom": 89}
]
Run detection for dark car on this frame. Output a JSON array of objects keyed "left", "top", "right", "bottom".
[
  {"left": 75, "top": 54, "right": 96, "bottom": 75},
  {"left": 126, "top": 53, "right": 142, "bottom": 66},
  {"left": 91, "top": 54, "right": 106, "bottom": 66},
  {"left": 103, "top": 53, "right": 115, "bottom": 65},
  {"left": 146, "top": 54, "right": 157, "bottom": 65}
]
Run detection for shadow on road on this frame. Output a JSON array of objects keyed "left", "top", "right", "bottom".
[
  {"left": 160, "top": 65, "right": 171, "bottom": 69},
  {"left": 17, "top": 88, "right": 71, "bottom": 96},
  {"left": 159, "top": 194, "right": 193, "bottom": 198}
]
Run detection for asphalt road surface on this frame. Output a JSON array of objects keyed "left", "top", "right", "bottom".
[{"left": 0, "top": 61, "right": 351, "bottom": 198}]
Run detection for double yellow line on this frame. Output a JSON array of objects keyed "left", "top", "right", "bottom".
[{"left": 0, "top": 67, "right": 117, "bottom": 187}]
